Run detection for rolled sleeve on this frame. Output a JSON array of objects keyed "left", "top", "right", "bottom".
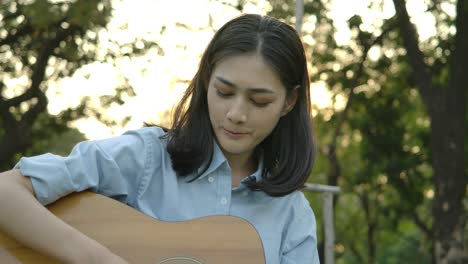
[
  {"left": 14, "top": 127, "right": 161, "bottom": 206},
  {"left": 280, "top": 193, "right": 320, "bottom": 264}
]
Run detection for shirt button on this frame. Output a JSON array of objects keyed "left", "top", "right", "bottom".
[
  {"left": 208, "top": 176, "right": 215, "bottom": 183},
  {"left": 220, "top": 197, "right": 227, "bottom": 205},
  {"left": 242, "top": 190, "right": 249, "bottom": 196}
]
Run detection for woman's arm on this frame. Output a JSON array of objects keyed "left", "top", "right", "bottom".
[
  {"left": 0, "top": 169, "right": 127, "bottom": 264},
  {"left": 280, "top": 192, "right": 320, "bottom": 264}
]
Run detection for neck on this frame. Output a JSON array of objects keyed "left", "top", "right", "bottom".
[{"left": 224, "top": 151, "right": 257, "bottom": 179}]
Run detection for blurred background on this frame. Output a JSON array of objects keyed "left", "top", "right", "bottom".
[{"left": 1, "top": 0, "right": 466, "bottom": 263}]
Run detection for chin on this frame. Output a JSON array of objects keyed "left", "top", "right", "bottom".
[
  {"left": 220, "top": 143, "right": 245, "bottom": 154},
  {"left": 218, "top": 140, "right": 250, "bottom": 156}
]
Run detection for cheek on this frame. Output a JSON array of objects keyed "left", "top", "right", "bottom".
[
  {"left": 207, "top": 91, "right": 224, "bottom": 121},
  {"left": 253, "top": 109, "right": 283, "bottom": 134}
]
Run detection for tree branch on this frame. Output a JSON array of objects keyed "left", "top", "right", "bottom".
[
  {"left": 449, "top": 0, "right": 468, "bottom": 98},
  {"left": 0, "top": 88, "right": 35, "bottom": 110},
  {"left": 20, "top": 26, "right": 79, "bottom": 124},
  {"left": 392, "top": 0, "right": 435, "bottom": 111},
  {"left": 0, "top": 23, "right": 33, "bottom": 47},
  {"left": 0, "top": 2, "right": 31, "bottom": 47},
  {"left": 0, "top": 81, "right": 5, "bottom": 97},
  {"left": 413, "top": 211, "right": 433, "bottom": 240},
  {"left": 21, "top": 88, "right": 48, "bottom": 125},
  {"left": 327, "top": 20, "right": 395, "bottom": 189},
  {"left": 0, "top": 25, "right": 78, "bottom": 112},
  {"left": 0, "top": 98, "right": 18, "bottom": 134}
]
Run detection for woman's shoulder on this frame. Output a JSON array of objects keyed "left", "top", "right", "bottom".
[
  {"left": 283, "top": 190, "right": 316, "bottom": 220},
  {"left": 91, "top": 126, "right": 168, "bottom": 157},
  {"left": 263, "top": 189, "right": 315, "bottom": 219},
  {"left": 113, "top": 126, "right": 168, "bottom": 146},
  {"left": 124, "top": 125, "right": 167, "bottom": 138}
]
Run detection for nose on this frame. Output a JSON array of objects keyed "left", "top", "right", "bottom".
[{"left": 226, "top": 98, "right": 247, "bottom": 124}]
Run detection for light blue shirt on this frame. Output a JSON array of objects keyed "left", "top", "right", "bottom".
[{"left": 15, "top": 127, "right": 319, "bottom": 264}]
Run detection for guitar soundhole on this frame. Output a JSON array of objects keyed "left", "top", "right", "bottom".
[{"left": 158, "top": 256, "right": 204, "bottom": 264}]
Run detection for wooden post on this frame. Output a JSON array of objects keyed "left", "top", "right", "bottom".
[
  {"left": 296, "top": 1, "right": 338, "bottom": 262},
  {"left": 303, "top": 183, "right": 340, "bottom": 264},
  {"left": 322, "top": 192, "right": 335, "bottom": 264},
  {"left": 295, "top": 0, "right": 304, "bottom": 34}
]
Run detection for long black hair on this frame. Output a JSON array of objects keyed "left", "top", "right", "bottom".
[{"left": 159, "top": 14, "right": 315, "bottom": 197}]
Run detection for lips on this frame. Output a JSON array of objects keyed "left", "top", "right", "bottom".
[
  {"left": 223, "top": 128, "right": 249, "bottom": 139},
  {"left": 224, "top": 128, "right": 248, "bottom": 135}
]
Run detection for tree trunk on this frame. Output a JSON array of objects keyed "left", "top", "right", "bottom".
[
  {"left": 0, "top": 23, "right": 78, "bottom": 167},
  {"left": 431, "top": 98, "right": 467, "bottom": 263},
  {"left": 432, "top": 0, "right": 467, "bottom": 261},
  {"left": 392, "top": 0, "right": 467, "bottom": 263}
]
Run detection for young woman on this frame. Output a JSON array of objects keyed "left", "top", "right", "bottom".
[{"left": 0, "top": 14, "right": 319, "bottom": 263}]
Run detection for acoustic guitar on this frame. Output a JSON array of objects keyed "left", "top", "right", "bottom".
[{"left": 0, "top": 191, "right": 265, "bottom": 263}]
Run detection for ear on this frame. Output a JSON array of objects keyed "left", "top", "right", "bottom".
[{"left": 281, "top": 86, "right": 299, "bottom": 117}]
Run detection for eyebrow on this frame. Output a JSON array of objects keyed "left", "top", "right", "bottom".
[{"left": 215, "top": 76, "right": 275, "bottom": 94}]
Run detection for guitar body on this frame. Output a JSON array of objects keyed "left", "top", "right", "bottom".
[{"left": 0, "top": 191, "right": 265, "bottom": 263}]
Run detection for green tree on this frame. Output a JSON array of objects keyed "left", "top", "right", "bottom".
[
  {"left": 0, "top": 0, "right": 159, "bottom": 169},
  {"left": 392, "top": 1, "right": 467, "bottom": 262},
  {"left": 268, "top": 0, "right": 466, "bottom": 263}
]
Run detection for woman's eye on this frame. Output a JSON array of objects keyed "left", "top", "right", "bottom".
[
  {"left": 252, "top": 100, "right": 270, "bottom": 107},
  {"left": 216, "top": 89, "right": 233, "bottom": 97}
]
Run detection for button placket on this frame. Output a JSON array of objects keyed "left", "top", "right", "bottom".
[
  {"left": 220, "top": 197, "right": 227, "bottom": 205},
  {"left": 214, "top": 168, "right": 232, "bottom": 214}
]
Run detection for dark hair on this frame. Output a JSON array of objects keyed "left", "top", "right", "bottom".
[{"left": 159, "top": 14, "right": 315, "bottom": 197}]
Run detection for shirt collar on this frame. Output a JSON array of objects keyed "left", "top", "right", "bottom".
[
  {"left": 190, "top": 141, "right": 264, "bottom": 183},
  {"left": 192, "top": 140, "right": 228, "bottom": 181},
  {"left": 247, "top": 152, "right": 264, "bottom": 183}
]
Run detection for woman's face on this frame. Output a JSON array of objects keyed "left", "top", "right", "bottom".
[{"left": 207, "top": 53, "right": 296, "bottom": 162}]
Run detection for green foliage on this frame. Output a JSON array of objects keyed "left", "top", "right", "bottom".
[
  {"left": 265, "top": 0, "right": 462, "bottom": 262},
  {"left": 376, "top": 220, "right": 432, "bottom": 264},
  {"left": 0, "top": 0, "right": 155, "bottom": 169}
]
